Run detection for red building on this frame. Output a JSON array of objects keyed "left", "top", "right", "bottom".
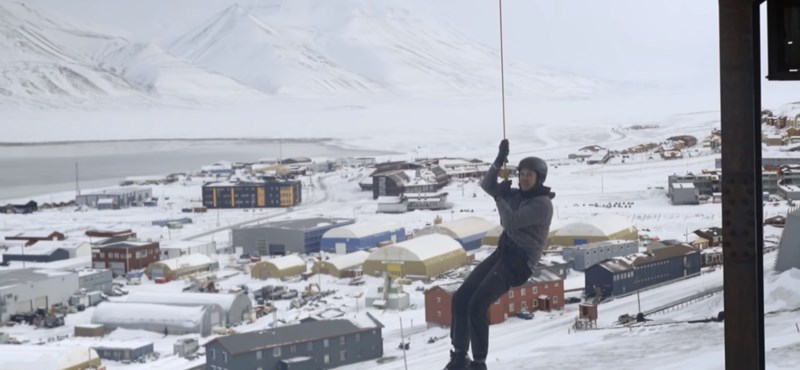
[
  {"left": 91, "top": 241, "right": 160, "bottom": 276},
  {"left": 5, "top": 231, "right": 66, "bottom": 246},
  {"left": 425, "top": 269, "right": 564, "bottom": 327}
]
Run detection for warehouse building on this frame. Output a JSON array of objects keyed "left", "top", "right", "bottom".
[
  {"left": 145, "top": 254, "right": 219, "bottom": 281},
  {"left": 548, "top": 214, "right": 638, "bottom": 247},
  {"left": 0, "top": 346, "right": 102, "bottom": 370},
  {"left": 232, "top": 217, "right": 354, "bottom": 255},
  {"left": 91, "top": 302, "right": 213, "bottom": 336},
  {"left": 93, "top": 342, "right": 154, "bottom": 362},
  {"left": 78, "top": 268, "right": 113, "bottom": 294},
  {"left": 0, "top": 269, "right": 79, "bottom": 323},
  {"left": 158, "top": 240, "right": 216, "bottom": 260},
  {"left": 1, "top": 240, "right": 91, "bottom": 263},
  {"left": 91, "top": 241, "right": 160, "bottom": 277},
  {"left": 251, "top": 254, "right": 307, "bottom": 280},
  {"left": 124, "top": 292, "right": 252, "bottom": 327},
  {"left": 320, "top": 220, "right": 405, "bottom": 254},
  {"left": 362, "top": 234, "right": 467, "bottom": 278},
  {"left": 416, "top": 216, "right": 495, "bottom": 251},
  {"left": 76, "top": 187, "right": 152, "bottom": 209},
  {"left": 561, "top": 240, "right": 640, "bottom": 271},
  {"left": 202, "top": 179, "right": 301, "bottom": 209},
  {"left": 313, "top": 251, "right": 370, "bottom": 278}
]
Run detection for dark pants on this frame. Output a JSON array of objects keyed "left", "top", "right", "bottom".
[{"left": 450, "top": 239, "right": 532, "bottom": 361}]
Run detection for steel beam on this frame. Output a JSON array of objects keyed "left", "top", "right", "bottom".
[{"left": 718, "top": 0, "right": 766, "bottom": 369}]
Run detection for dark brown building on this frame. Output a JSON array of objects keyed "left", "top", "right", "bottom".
[
  {"left": 424, "top": 269, "right": 565, "bottom": 327},
  {"left": 91, "top": 241, "right": 160, "bottom": 277},
  {"left": 5, "top": 231, "right": 66, "bottom": 246}
]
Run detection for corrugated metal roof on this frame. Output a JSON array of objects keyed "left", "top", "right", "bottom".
[
  {"left": 553, "top": 214, "right": 635, "bottom": 237},
  {"left": 207, "top": 319, "right": 378, "bottom": 354},
  {"left": 421, "top": 216, "right": 494, "bottom": 239},
  {"left": 322, "top": 221, "right": 403, "bottom": 239},
  {"left": 365, "top": 234, "right": 463, "bottom": 262},
  {"left": 633, "top": 245, "right": 698, "bottom": 266},
  {"left": 318, "top": 251, "right": 370, "bottom": 271}
]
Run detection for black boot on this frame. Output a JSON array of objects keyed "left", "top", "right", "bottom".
[
  {"left": 443, "top": 350, "right": 471, "bottom": 370},
  {"left": 468, "top": 360, "right": 488, "bottom": 370}
]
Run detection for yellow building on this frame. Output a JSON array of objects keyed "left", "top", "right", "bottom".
[
  {"left": 362, "top": 234, "right": 467, "bottom": 278},
  {"left": 251, "top": 254, "right": 306, "bottom": 280},
  {"left": 548, "top": 214, "right": 638, "bottom": 247}
]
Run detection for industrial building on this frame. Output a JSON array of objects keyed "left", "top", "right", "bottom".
[
  {"left": 670, "top": 182, "right": 699, "bottom": 205},
  {"left": 362, "top": 234, "right": 467, "bottom": 278},
  {"left": 313, "top": 251, "right": 370, "bottom": 278},
  {"left": 561, "top": 240, "right": 640, "bottom": 271},
  {"left": 1, "top": 240, "right": 91, "bottom": 263},
  {"left": 584, "top": 245, "right": 701, "bottom": 299},
  {"left": 232, "top": 217, "right": 354, "bottom": 255},
  {"left": 78, "top": 268, "right": 113, "bottom": 294},
  {"left": 320, "top": 220, "right": 405, "bottom": 254},
  {"left": 91, "top": 241, "right": 160, "bottom": 277},
  {"left": 76, "top": 187, "right": 152, "bottom": 209},
  {"left": 202, "top": 179, "right": 301, "bottom": 209},
  {"left": 547, "top": 214, "right": 638, "bottom": 247},
  {"left": 124, "top": 292, "right": 252, "bottom": 327},
  {"left": 91, "top": 302, "right": 213, "bottom": 336},
  {"left": 4, "top": 231, "right": 65, "bottom": 246},
  {"left": 204, "top": 318, "right": 384, "bottom": 370},
  {"left": 416, "top": 216, "right": 496, "bottom": 251},
  {"left": 145, "top": 254, "right": 219, "bottom": 281},
  {"left": 251, "top": 254, "right": 307, "bottom": 280},
  {"left": 370, "top": 165, "right": 449, "bottom": 199},
  {"left": 0, "top": 269, "right": 79, "bottom": 323},
  {"left": 158, "top": 240, "right": 216, "bottom": 260}
]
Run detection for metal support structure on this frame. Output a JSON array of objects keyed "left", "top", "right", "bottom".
[{"left": 719, "top": 0, "right": 766, "bottom": 369}]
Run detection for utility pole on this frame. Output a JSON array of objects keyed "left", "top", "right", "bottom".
[
  {"left": 75, "top": 162, "right": 81, "bottom": 196},
  {"left": 399, "top": 317, "right": 408, "bottom": 370}
]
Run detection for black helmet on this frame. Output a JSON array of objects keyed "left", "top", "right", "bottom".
[{"left": 518, "top": 157, "right": 547, "bottom": 184}]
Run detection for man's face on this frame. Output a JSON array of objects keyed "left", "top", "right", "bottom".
[{"left": 518, "top": 168, "right": 538, "bottom": 191}]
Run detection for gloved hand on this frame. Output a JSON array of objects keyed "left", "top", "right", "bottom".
[
  {"left": 496, "top": 179, "right": 512, "bottom": 199},
  {"left": 493, "top": 139, "right": 509, "bottom": 168}
]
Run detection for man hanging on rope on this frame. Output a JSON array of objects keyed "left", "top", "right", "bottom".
[{"left": 443, "top": 139, "right": 555, "bottom": 370}]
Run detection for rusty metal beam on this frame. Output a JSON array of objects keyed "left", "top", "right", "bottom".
[{"left": 719, "top": 0, "right": 765, "bottom": 369}]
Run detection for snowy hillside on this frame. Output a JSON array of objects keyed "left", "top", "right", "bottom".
[
  {"left": 0, "top": 1, "right": 263, "bottom": 108},
  {"left": 168, "top": 0, "right": 605, "bottom": 97}
]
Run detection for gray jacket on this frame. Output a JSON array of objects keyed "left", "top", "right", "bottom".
[{"left": 481, "top": 165, "right": 554, "bottom": 271}]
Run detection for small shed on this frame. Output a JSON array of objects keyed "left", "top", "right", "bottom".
[
  {"left": 145, "top": 254, "right": 219, "bottom": 280},
  {"left": 93, "top": 341, "right": 154, "bottom": 362},
  {"left": 362, "top": 234, "right": 467, "bottom": 278},
  {"left": 416, "top": 216, "right": 495, "bottom": 250},
  {"left": 251, "top": 254, "right": 307, "bottom": 280},
  {"left": 313, "top": 251, "right": 370, "bottom": 278},
  {"left": 75, "top": 324, "right": 107, "bottom": 337}
]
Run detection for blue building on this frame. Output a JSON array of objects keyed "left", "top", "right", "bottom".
[
  {"left": 232, "top": 218, "right": 355, "bottom": 255},
  {"left": 320, "top": 221, "right": 406, "bottom": 254},
  {"left": 585, "top": 245, "right": 701, "bottom": 299},
  {"left": 416, "top": 216, "right": 495, "bottom": 251}
]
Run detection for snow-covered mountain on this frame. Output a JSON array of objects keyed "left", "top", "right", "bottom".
[
  {"left": 168, "top": 1, "right": 605, "bottom": 97},
  {"left": 0, "top": 1, "right": 263, "bottom": 108}
]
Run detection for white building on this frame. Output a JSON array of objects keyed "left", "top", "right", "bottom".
[
  {"left": 158, "top": 240, "right": 216, "bottom": 260},
  {"left": 91, "top": 302, "right": 213, "bottom": 336},
  {"left": 0, "top": 345, "right": 101, "bottom": 370},
  {"left": 0, "top": 269, "right": 79, "bottom": 323},
  {"left": 124, "top": 292, "right": 252, "bottom": 326}
]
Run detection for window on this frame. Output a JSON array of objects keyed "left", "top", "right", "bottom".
[
  {"left": 290, "top": 345, "right": 296, "bottom": 353},
  {"left": 437, "top": 310, "right": 442, "bottom": 317},
  {"left": 340, "top": 351, "right": 347, "bottom": 361},
  {"left": 545, "top": 284, "right": 549, "bottom": 289},
  {"left": 307, "top": 342, "right": 313, "bottom": 351},
  {"left": 355, "top": 333, "right": 360, "bottom": 342},
  {"left": 436, "top": 297, "right": 441, "bottom": 303},
  {"left": 508, "top": 290, "right": 514, "bottom": 299},
  {"left": 223, "top": 352, "right": 228, "bottom": 363},
  {"left": 508, "top": 303, "right": 514, "bottom": 312},
  {"left": 324, "top": 354, "right": 330, "bottom": 364},
  {"left": 273, "top": 346, "right": 281, "bottom": 357},
  {"left": 339, "top": 336, "right": 345, "bottom": 345},
  {"left": 532, "top": 286, "right": 538, "bottom": 294},
  {"left": 521, "top": 301, "right": 527, "bottom": 310},
  {"left": 533, "top": 300, "right": 539, "bottom": 308},
  {"left": 521, "top": 288, "right": 526, "bottom": 297},
  {"left": 324, "top": 339, "right": 329, "bottom": 348},
  {"left": 256, "top": 350, "right": 262, "bottom": 360},
  {"left": 555, "top": 282, "right": 560, "bottom": 287},
  {"left": 553, "top": 296, "right": 559, "bottom": 304},
  {"left": 210, "top": 349, "right": 215, "bottom": 360}
]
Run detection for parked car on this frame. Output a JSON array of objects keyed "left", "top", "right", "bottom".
[
  {"left": 516, "top": 311, "right": 534, "bottom": 320},
  {"left": 565, "top": 297, "right": 582, "bottom": 304}
]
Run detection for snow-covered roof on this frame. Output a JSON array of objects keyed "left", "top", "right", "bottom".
[
  {"left": 367, "top": 234, "right": 463, "bottom": 262},
  {"left": 673, "top": 182, "right": 695, "bottom": 189},
  {"left": 97, "top": 198, "right": 115, "bottom": 204},
  {"left": 320, "top": 251, "right": 370, "bottom": 270},
  {"left": 125, "top": 292, "right": 248, "bottom": 313},
  {"left": 2, "top": 240, "right": 88, "bottom": 255},
  {"left": 150, "top": 254, "right": 214, "bottom": 270},
  {"left": 427, "top": 216, "right": 495, "bottom": 239},
  {"left": 159, "top": 240, "right": 212, "bottom": 250},
  {"left": 323, "top": 220, "right": 403, "bottom": 239},
  {"left": 0, "top": 345, "right": 98, "bottom": 370},
  {"left": 376, "top": 196, "right": 403, "bottom": 204},
  {"left": 92, "top": 302, "right": 207, "bottom": 328},
  {"left": 263, "top": 254, "right": 306, "bottom": 271},
  {"left": 553, "top": 214, "right": 636, "bottom": 237}
]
